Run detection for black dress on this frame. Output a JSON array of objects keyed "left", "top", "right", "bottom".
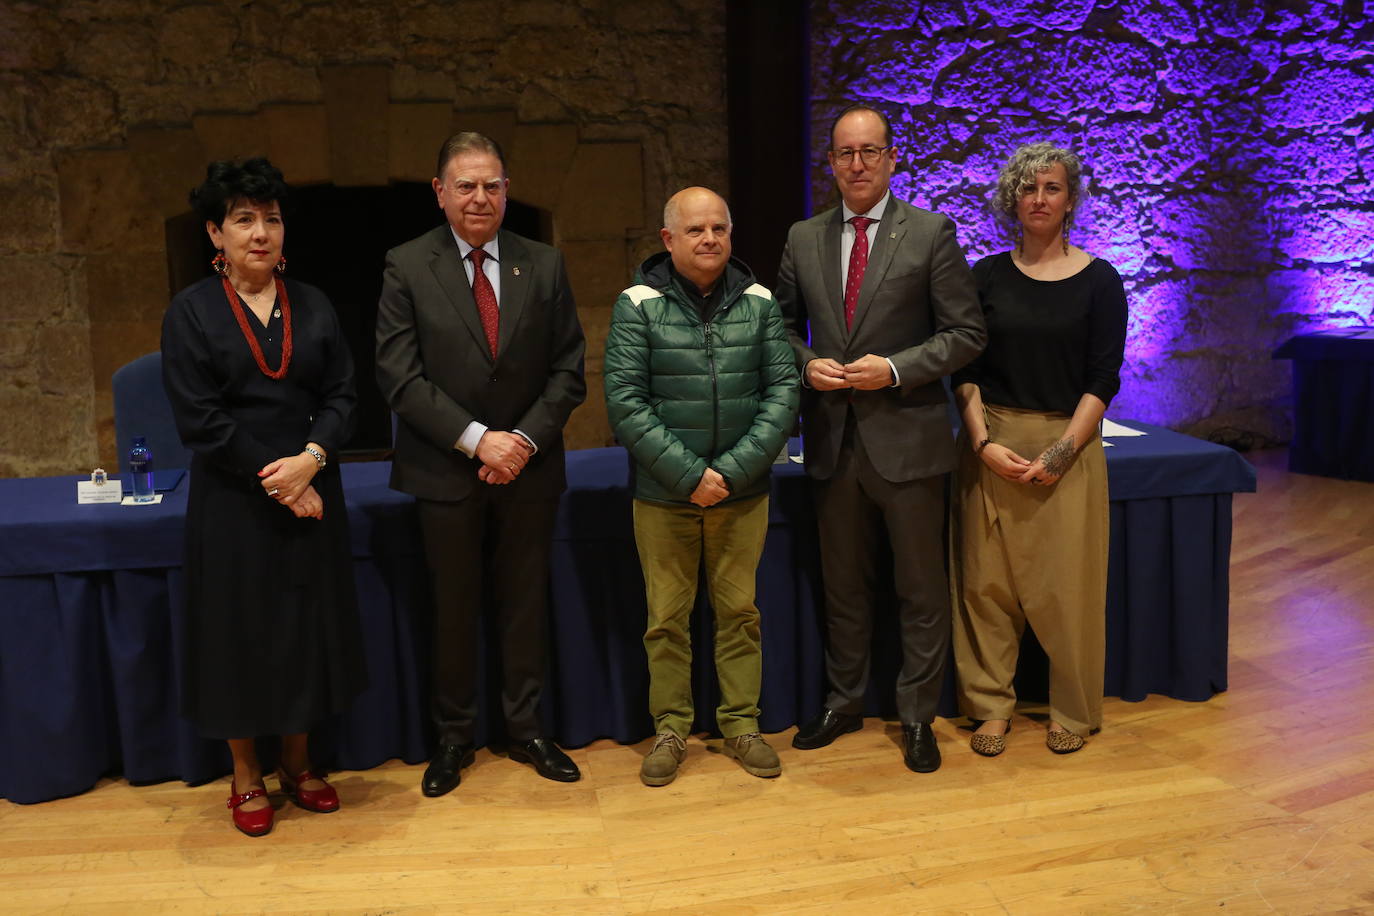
[{"left": 161, "top": 275, "right": 367, "bottom": 739}]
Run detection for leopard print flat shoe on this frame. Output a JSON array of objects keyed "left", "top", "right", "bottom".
[
  {"left": 1046, "top": 727, "right": 1085, "bottom": 754},
  {"left": 969, "top": 720, "right": 1010, "bottom": 757}
]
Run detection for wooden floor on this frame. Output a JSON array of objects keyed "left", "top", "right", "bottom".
[{"left": 4, "top": 449, "right": 1374, "bottom": 915}]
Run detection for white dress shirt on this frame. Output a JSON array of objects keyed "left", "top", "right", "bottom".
[
  {"left": 830, "top": 192, "right": 900, "bottom": 387},
  {"left": 446, "top": 229, "right": 536, "bottom": 458}
]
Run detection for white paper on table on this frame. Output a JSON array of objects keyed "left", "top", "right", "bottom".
[
  {"left": 76, "top": 479, "right": 123, "bottom": 504},
  {"left": 1102, "top": 419, "right": 1145, "bottom": 438}
]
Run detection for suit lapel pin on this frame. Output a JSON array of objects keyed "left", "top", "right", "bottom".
[
  {"left": 889, "top": 232, "right": 896, "bottom": 239},
  {"left": 512, "top": 266, "right": 521, "bottom": 276}
]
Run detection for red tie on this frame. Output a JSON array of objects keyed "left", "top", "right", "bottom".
[
  {"left": 844, "top": 216, "right": 873, "bottom": 329},
  {"left": 467, "top": 248, "right": 499, "bottom": 358}
]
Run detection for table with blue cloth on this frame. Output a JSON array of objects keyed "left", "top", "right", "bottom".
[
  {"left": 1273, "top": 329, "right": 1374, "bottom": 482},
  {"left": 0, "top": 421, "right": 1255, "bottom": 804}
]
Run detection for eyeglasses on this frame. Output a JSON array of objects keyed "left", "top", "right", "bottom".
[
  {"left": 448, "top": 179, "right": 506, "bottom": 196},
  {"left": 830, "top": 146, "right": 891, "bottom": 166}
]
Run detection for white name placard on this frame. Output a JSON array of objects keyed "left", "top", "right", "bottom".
[{"left": 77, "top": 479, "right": 123, "bottom": 504}]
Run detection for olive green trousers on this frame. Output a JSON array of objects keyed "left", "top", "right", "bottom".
[{"left": 633, "top": 494, "right": 769, "bottom": 739}]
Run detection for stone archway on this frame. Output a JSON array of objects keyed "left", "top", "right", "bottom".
[{"left": 59, "top": 64, "right": 643, "bottom": 464}]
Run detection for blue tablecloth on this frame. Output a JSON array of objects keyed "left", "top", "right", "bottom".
[
  {"left": 1274, "top": 329, "right": 1374, "bottom": 482},
  {"left": 0, "top": 420, "right": 1255, "bottom": 804}
]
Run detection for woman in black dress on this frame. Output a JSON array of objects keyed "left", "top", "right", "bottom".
[
  {"left": 950, "top": 143, "right": 1128, "bottom": 756},
  {"left": 161, "top": 158, "right": 367, "bottom": 836}
]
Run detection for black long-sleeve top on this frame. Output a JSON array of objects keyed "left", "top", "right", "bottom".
[
  {"left": 161, "top": 276, "right": 356, "bottom": 479},
  {"left": 952, "top": 252, "right": 1127, "bottom": 414}
]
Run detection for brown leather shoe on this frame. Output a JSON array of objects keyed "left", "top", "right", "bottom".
[
  {"left": 722, "top": 733, "right": 781, "bottom": 778},
  {"left": 640, "top": 732, "right": 687, "bottom": 786}
]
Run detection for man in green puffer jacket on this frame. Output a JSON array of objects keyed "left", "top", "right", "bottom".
[{"left": 604, "top": 187, "right": 800, "bottom": 787}]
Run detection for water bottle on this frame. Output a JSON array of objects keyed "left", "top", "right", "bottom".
[{"left": 129, "top": 436, "right": 155, "bottom": 503}]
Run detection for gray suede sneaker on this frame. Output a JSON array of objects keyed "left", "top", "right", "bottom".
[
  {"left": 722, "top": 733, "right": 781, "bottom": 778},
  {"left": 640, "top": 732, "right": 687, "bottom": 786}
]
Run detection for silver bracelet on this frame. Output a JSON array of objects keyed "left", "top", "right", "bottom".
[{"left": 304, "top": 445, "right": 326, "bottom": 469}]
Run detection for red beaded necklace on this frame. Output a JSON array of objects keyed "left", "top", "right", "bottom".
[{"left": 221, "top": 274, "right": 292, "bottom": 380}]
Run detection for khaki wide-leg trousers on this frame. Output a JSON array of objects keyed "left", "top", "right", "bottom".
[{"left": 951, "top": 404, "right": 1108, "bottom": 737}]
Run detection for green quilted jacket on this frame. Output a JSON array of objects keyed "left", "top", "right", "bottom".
[{"left": 604, "top": 252, "right": 800, "bottom": 506}]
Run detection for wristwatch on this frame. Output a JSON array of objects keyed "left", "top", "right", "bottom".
[{"left": 304, "top": 445, "right": 326, "bottom": 469}]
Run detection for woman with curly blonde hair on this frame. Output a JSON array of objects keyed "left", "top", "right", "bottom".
[{"left": 950, "top": 142, "right": 1127, "bottom": 756}]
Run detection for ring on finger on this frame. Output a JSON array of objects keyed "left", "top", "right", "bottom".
[{"left": 269, "top": 487, "right": 280, "bottom": 497}]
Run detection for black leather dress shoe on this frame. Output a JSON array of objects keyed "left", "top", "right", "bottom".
[
  {"left": 508, "top": 737, "right": 581, "bottom": 782},
  {"left": 902, "top": 722, "right": 941, "bottom": 773},
  {"left": 792, "top": 707, "right": 863, "bottom": 750},
  {"left": 422, "top": 743, "right": 475, "bottom": 797}
]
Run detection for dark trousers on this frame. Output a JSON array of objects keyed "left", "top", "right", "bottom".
[
  {"left": 416, "top": 491, "right": 558, "bottom": 746},
  {"left": 812, "top": 418, "right": 950, "bottom": 724}
]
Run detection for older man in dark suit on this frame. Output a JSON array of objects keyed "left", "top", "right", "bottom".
[
  {"left": 775, "top": 105, "right": 985, "bottom": 773},
  {"left": 376, "top": 132, "right": 586, "bottom": 796}
]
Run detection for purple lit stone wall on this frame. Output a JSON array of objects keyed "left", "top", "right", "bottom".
[{"left": 810, "top": 1, "right": 1374, "bottom": 440}]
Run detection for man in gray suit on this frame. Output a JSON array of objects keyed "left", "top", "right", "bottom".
[
  {"left": 775, "top": 104, "right": 985, "bottom": 773},
  {"left": 377, "top": 132, "right": 586, "bottom": 796}
]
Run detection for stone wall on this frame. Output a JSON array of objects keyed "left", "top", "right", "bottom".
[
  {"left": 0, "top": 0, "right": 728, "bottom": 477},
  {"left": 810, "top": 0, "right": 1374, "bottom": 441},
  {"left": 10, "top": 1, "right": 1365, "bottom": 476}
]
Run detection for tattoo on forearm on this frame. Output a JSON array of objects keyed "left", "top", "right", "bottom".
[{"left": 1039, "top": 436, "right": 1076, "bottom": 477}]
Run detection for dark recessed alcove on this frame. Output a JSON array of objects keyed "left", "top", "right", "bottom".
[{"left": 166, "top": 184, "right": 550, "bottom": 458}]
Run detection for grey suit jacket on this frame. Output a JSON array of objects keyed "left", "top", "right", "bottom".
[
  {"left": 775, "top": 197, "right": 985, "bottom": 483},
  {"left": 375, "top": 225, "right": 586, "bottom": 502}
]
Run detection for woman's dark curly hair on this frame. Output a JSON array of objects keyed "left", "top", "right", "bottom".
[{"left": 188, "top": 157, "right": 290, "bottom": 225}]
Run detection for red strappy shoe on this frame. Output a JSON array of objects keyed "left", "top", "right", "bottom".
[
  {"left": 227, "top": 780, "right": 274, "bottom": 836},
  {"left": 277, "top": 768, "right": 340, "bottom": 813}
]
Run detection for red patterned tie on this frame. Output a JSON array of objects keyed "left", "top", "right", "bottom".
[
  {"left": 467, "top": 248, "right": 499, "bottom": 358},
  {"left": 844, "top": 216, "right": 873, "bottom": 329}
]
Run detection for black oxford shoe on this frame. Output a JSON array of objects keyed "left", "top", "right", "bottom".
[
  {"left": 792, "top": 707, "right": 863, "bottom": 750},
  {"left": 422, "top": 743, "right": 475, "bottom": 797},
  {"left": 902, "top": 722, "right": 941, "bottom": 773},
  {"left": 509, "top": 737, "right": 581, "bottom": 782}
]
